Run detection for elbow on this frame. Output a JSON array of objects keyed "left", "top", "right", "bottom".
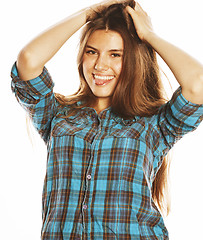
[
  {"left": 185, "top": 72, "right": 203, "bottom": 104},
  {"left": 191, "top": 72, "right": 203, "bottom": 95},
  {"left": 16, "top": 48, "right": 43, "bottom": 81},
  {"left": 197, "top": 73, "right": 203, "bottom": 99},
  {"left": 199, "top": 73, "right": 203, "bottom": 86},
  {"left": 17, "top": 48, "right": 36, "bottom": 70}
]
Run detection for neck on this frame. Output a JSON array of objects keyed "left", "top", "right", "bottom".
[{"left": 92, "top": 97, "right": 111, "bottom": 114}]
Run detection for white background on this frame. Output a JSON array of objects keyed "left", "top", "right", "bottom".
[{"left": 1, "top": 0, "right": 203, "bottom": 239}]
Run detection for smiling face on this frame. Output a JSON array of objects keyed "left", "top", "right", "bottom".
[{"left": 82, "top": 30, "right": 124, "bottom": 111}]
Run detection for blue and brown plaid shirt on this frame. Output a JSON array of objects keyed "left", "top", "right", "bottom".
[{"left": 11, "top": 63, "right": 203, "bottom": 240}]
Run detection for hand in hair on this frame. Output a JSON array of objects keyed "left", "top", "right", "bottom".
[
  {"left": 126, "top": 2, "right": 154, "bottom": 42},
  {"left": 86, "top": 0, "right": 134, "bottom": 22}
]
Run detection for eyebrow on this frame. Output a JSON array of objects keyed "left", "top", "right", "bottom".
[{"left": 86, "top": 45, "right": 123, "bottom": 52}]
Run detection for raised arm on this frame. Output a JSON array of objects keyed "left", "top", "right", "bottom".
[
  {"left": 17, "top": 10, "right": 87, "bottom": 81},
  {"left": 17, "top": 0, "right": 130, "bottom": 81},
  {"left": 126, "top": 2, "right": 203, "bottom": 104}
]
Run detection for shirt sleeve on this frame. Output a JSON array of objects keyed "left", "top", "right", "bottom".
[
  {"left": 11, "top": 62, "right": 58, "bottom": 143},
  {"left": 151, "top": 86, "right": 203, "bottom": 172}
]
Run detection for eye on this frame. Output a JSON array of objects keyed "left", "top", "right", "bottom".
[
  {"left": 86, "top": 50, "right": 97, "bottom": 55},
  {"left": 111, "top": 53, "right": 122, "bottom": 58}
]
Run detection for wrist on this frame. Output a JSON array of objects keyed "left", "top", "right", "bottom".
[
  {"left": 85, "top": 7, "right": 95, "bottom": 22},
  {"left": 85, "top": 3, "right": 100, "bottom": 22},
  {"left": 143, "top": 31, "right": 158, "bottom": 46}
]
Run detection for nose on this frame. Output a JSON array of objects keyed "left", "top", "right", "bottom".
[{"left": 94, "top": 54, "right": 109, "bottom": 71}]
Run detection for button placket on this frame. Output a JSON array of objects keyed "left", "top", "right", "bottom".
[{"left": 81, "top": 121, "right": 102, "bottom": 232}]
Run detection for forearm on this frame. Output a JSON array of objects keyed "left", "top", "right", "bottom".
[
  {"left": 17, "top": 0, "right": 130, "bottom": 80},
  {"left": 146, "top": 32, "right": 203, "bottom": 104},
  {"left": 17, "top": 8, "right": 87, "bottom": 80}
]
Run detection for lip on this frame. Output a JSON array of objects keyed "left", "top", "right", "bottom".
[{"left": 92, "top": 73, "right": 115, "bottom": 86}]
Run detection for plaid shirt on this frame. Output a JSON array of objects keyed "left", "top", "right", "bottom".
[{"left": 11, "top": 63, "right": 203, "bottom": 240}]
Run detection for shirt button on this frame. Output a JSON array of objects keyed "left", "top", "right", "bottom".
[
  {"left": 87, "top": 175, "right": 91, "bottom": 180},
  {"left": 92, "top": 115, "right": 98, "bottom": 121},
  {"left": 83, "top": 204, "right": 87, "bottom": 209}
]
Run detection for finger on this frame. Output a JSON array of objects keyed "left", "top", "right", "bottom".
[
  {"left": 126, "top": 6, "right": 136, "bottom": 15},
  {"left": 126, "top": 3, "right": 141, "bottom": 14},
  {"left": 135, "top": 2, "right": 143, "bottom": 10},
  {"left": 135, "top": 2, "right": 148, "bottom": 15}
]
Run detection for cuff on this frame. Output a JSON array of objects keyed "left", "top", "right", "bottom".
[
  {"left": 170, "top": 86, "right": 203, "bottom": 126},
  {"left": 11, "top": 62, "right": 54, "bottom": 98}
]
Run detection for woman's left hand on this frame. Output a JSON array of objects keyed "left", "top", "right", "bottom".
[{"left": 126, "top": 2, "right": 154, "bottom": 42}]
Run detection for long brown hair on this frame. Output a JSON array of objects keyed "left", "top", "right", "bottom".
[{"left": 55, "top": 1, "right": 171, "bottom": 215}]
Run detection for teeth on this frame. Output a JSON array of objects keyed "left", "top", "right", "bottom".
[{"left": 94, "top": 74, "right": 114, "bottom": 80}]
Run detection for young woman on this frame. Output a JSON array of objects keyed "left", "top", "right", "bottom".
[{"left": 11, "top": 0, "right": 203, "bottom": 239}]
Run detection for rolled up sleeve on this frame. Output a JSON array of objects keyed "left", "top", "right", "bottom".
[
  {"left": 11, "top": 62, "right": 58, "bottom": 143},
  {"left": 151, "top": 86, "right": 203, "bottom": 171}
]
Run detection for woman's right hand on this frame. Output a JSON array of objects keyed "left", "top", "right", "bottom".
[{"left": 86, "top": 0, "right": 133, "bottom": 22}]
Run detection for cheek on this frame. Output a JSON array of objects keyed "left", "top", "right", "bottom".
[
  {"left": 114, "top": 61, "right": 122, "bottom": 76},
  {"left": 82, "top": 58, "right": 94, "bottom": 77}
]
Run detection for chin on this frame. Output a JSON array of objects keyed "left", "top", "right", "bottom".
[{"left": 92, "top": 91, "right": 112, "bottom": 98}]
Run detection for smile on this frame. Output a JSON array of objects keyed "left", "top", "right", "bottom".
[{"left": 93, "top": 74, "right": 115, "bottom": 86}]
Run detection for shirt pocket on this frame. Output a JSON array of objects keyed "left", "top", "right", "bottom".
[
  {"left": 108, "top": 121, "right": 145, "bottom": 139},
  {"left": 51, "top": 116, "right": 88, "bottom": 137}
]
